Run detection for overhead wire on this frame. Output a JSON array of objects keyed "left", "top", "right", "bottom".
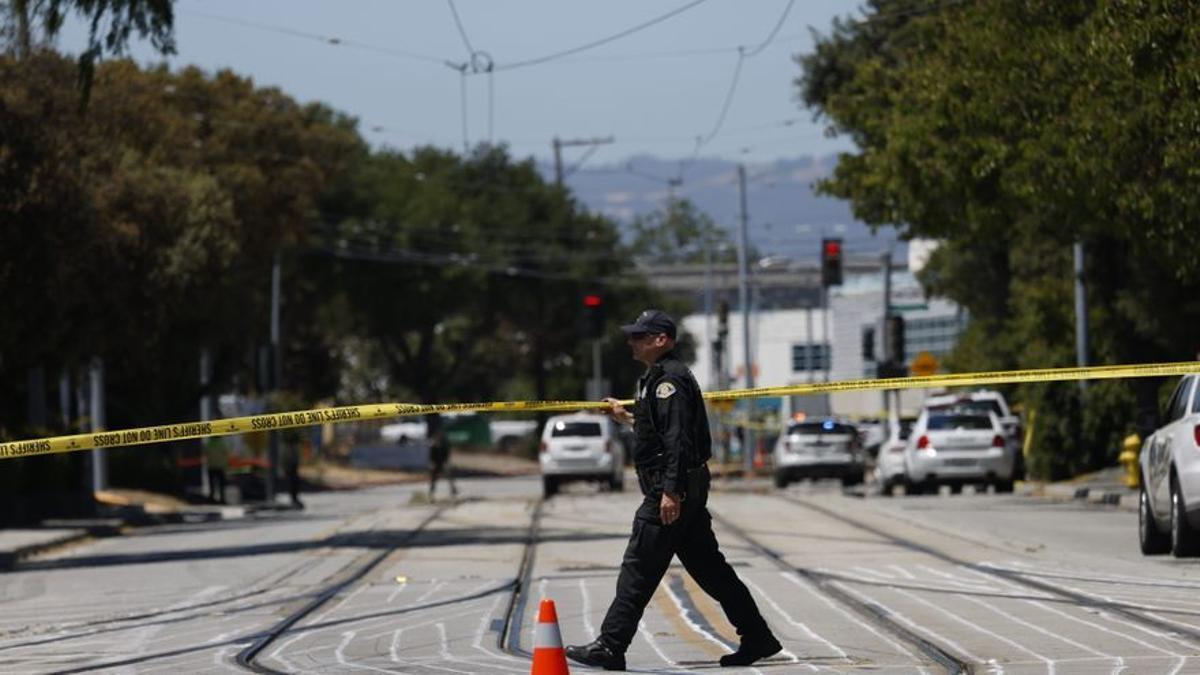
[
  {"left": 180, "top": 9, "right": 450, "bottom": 65},
  {"left": 446, "top": 0, "right": 477, "bottom": 57},
  {"left": 493, "top": 0, "right": 711, "bottom": 72}
]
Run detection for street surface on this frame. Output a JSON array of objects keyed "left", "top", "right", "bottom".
[{"left": 2, "top": 474, "right": 1200, "bottom": 673}]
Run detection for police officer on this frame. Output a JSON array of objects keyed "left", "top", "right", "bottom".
[{"left": 565, "top": 309, "right": 781, "bottom": 670}]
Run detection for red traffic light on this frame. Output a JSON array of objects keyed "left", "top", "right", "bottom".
[
  {"left": 823, "top": 240, "right": 842, "bottom": 258},
  {"left": 583, "top": 294, "right": 603, "bottom": 307}
]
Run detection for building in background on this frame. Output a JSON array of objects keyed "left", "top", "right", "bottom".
[{"left": 661, "top": 251, "right": 966, "bottom": 421}]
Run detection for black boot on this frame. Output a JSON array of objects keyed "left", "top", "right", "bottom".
[
  {"left": 565, "top": 638, "right": 626, "bottom": 671},
  {"left": 720, "top": 634, "right": 782, "bottom": 667}
]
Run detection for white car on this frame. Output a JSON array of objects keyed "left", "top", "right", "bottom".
[
  {"left": 923, "top": 390, "right": 1024, "bottom": 479},
  {"left": 772, "top": 419, "right": 865, "bottom": 488},
  {"left": 874, "top": 416, "right": 916, "bottom": 496},
  {"left": 904, "top": 409, "right": 1015, "bottom": 494},
  {"left": 538, "top": 414, "right": 625, "bottom": 497},
  {"left": 1138, "top": 374, "right": 1200, "bottom": 557}
]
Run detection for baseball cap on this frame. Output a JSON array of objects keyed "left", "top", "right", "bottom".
[{"left": 620, "top": 309, "right": 677, "bottom": 340}]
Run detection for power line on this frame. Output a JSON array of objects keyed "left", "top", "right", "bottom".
[
  {"left": 446, "top": 0, "right": 477, "bottom": 57},
  {"left": 744, "top": 0, "right": 795, "bottom": 57},
  {"left": 494, "top": 0, "right": 712, "bottom": 71},
  {"left": 181, "top": 9, "right": 450, "bottom": 65}
]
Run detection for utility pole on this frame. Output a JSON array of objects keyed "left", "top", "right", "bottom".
[
  {"left": 1073, "top": 242, "right": 1089, "bottom": 394},
  {"left": 199, "top": 348, "right": 214, "bottom": 497},
  {"left": 736, "top": 164, "right": 755, "bottom": 477},
  {"left": 881, "top": 249, "right": 893, "bottom": 418},
  {"left": 89, "top": 357, "right": 107, "bottom": 494},
  {"left": 552, "top": 136, "right": 614, "bottom": 187},
  {"left": 266, "top": 253, "right": 282, "bottom": 502}
]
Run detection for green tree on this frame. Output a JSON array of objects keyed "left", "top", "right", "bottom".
[
  {"left": 800, "top": 0, "right": 1200, "bottom": 478},
  {"left": 629, "top": 198, "right": 738, "bottom": 264},
  {"left": 3, "top": 0, "right": 175, "bottom": 103}
]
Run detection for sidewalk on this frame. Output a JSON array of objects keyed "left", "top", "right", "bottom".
[{"left": 1024, "top": 465, "right": 1137, "bottom": 511}]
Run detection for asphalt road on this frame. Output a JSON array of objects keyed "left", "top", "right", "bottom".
[{"left": 2, "top": 474, "right": 1199, "bottom": 673}]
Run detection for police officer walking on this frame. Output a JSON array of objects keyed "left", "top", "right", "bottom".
[{"left": 565, "top": 309, "right": 782, "bottom": 670}]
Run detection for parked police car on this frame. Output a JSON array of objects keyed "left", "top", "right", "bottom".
[{"left": 772, "top": 419, "right": 865, "bottom": 488}]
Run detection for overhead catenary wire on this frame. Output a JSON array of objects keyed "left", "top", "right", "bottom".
[
  {"left": 446, "top": 0, "right": 478, "bottom": 57},
  {"left": 492, "top": 0, "right": 712, "bottom": 72},
  {"left": 181, "top": 9, "right": 450, "bottom": 65}
]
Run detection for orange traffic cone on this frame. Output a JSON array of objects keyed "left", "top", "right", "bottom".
[{"left": 531, "top": 598, "right": 570, "bottom": 675}]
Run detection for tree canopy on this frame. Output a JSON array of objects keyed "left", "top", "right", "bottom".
[{"left": 800, "top": 0, "right": 1200, "bottom": 477}]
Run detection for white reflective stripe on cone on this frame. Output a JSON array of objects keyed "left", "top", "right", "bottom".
[{"left": 535, "top": 621, "right": 563, "bottom": 648}]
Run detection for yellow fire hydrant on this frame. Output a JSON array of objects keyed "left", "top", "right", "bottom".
[{"left": 1119, "top": 433, "right": 1141, "bottom": 489}]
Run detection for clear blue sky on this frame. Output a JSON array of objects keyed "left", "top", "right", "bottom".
[{"left": 58, "top": 0, "right": 863, "bottom": 166}]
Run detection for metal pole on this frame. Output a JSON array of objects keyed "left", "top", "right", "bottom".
[
  {"left": 266, "top": 253, "right": 282, "bottom": 502},
  {"left": 553, "top": 137, "right": 563, "bottom": 187},
  {"left": 200, "top": 347, "right": 213, "bottom": 497},
  {"left": 89, "top": 357, "right": 107, "bottom": 493},
  {"left": 591, "top": 339, "right": 602, "bottom": 398},
  {"left": 704, "top": 242, "right": 715, "bottom": 387},
  {"left": 736, "top": 164, "right": 755, "bottom": 476},
  {"left": 1073, "top": 242, "right": 1089, "bottom": 393},
  {"left": 881, "top": 250, "right": 893, "bottom": 417},
  {"left": 806, "top": 303, "right": 814, "bottom": 383}
]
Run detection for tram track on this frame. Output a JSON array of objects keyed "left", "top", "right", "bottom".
[
  {"left": 234, "top": 496, "right": 545, "bottom": 672},
  {"left": 235, "top": 504, "right": 451, "bottom": 673},
  {"left": 715, "top": 491, "right": 1200, "bottom": 674},
  {"left": 776, "top": 494, "right": 1200, "bottom": 645},
  {"left": 710, "top": 509, "right": 974, "bottom": 674}
]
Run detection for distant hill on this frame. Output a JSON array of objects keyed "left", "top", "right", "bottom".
[{"left": 545, "top": 154, "right": 906, "bottom": 263}]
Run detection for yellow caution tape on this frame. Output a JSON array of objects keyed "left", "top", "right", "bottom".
[{"left": 1, "top": 360, "right": 1197, "bottom": 461}]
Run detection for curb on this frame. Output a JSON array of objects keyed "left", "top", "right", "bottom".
[
  {"left": 0, "top": 529, "right": 91, "bottom": 571},
  {"left": 1031, "top": 483, "right": 1138, "bottom": 512}
]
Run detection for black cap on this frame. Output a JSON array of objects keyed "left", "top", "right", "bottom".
[{"left": 620, "top": 309, "right": 677, "bottom": 340}]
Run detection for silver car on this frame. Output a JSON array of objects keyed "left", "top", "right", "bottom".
[
  {"left": 1139, "top": 374, "right": 1200, "bottom": 557},
  {"left": 772, "top": 419, "right": 865, "bottom": 488},
  {"left": 904, "top": 409, "right": 1014, "bottom": 494},
  {"left": 538, "top": 414, "right": 625, "bottom": 498}
]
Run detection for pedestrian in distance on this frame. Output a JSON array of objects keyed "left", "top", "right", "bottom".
[
  {"left": 565, "top": 309, "right": 782, "bottom": 670},
  {"left": 427, "top": 414, "right": 458, "bottom": 501}
]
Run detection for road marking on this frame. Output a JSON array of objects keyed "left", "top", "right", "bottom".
[
  {"left": 578, "top": 578, "right": 596, "bottom": 637},
  {"left": 779, "top": 571, "right": 929, "bottom": 673},
  {"left": 893, "top": 587, "right": 1053, "bottom": 672},
  {"left": 416, "top": 580, "right": 448, "bottom": 603},
  {"left": 834, "top": 580, "right": 983, "bottom": 665},
  {"left": 741, "top": 574, "right": 830, "bottom": 670},
  {"left": 637, "top": 618, "right": 677, "bottom": 667},
  {"left": 957, "top": 593, "right": 1121, "bottom": 673}
]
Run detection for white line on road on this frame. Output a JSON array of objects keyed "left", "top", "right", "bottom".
[
  {"left": 893, "top": 586, "right": 1052, "bottom": 673},
  {"left": 834, "top": 581, "right": 985, "bottom": 667},
  {"left": 780, "top": 572, "right": 929, "bottom": 674},
  {"left": 957, "top": 593, "right": 1122, "bottom": 674},
  {"left": 742, "top": 574, "right": 840, "bottom": 665}
]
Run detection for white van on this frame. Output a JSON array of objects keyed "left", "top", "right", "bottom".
[{"left": 539, "top": 414, "right": 625, "bottom": 497}]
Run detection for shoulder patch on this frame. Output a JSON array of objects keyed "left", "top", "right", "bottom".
[{"left": 655, "top": 382, "right": 677, "bottom": 399}]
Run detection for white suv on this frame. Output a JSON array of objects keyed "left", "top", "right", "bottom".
[
  {"left": 772, "top": 419, "right": 865, "bottom": 488},
  {"left": 538, "top": 414, "right": 625, "bottom": 498},
  {"left": 923, "top": 390, "right": 1025, "bottom": 480},
  {"left": 1139, "top": 374, "right": 1200, "bottom": 557}
]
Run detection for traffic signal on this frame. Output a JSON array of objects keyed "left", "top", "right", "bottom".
[
  {"left": 582, "top": 293, "right": 605, "bottom": 338},
  {"left": 861, "top": 325, "right": 875, "bottom": 362},
  {"left": 820, "top": 238, "right": 843, "bottom": 287},
  {"left": 886, "top": 314, "right": 906, "bottom": 363}
]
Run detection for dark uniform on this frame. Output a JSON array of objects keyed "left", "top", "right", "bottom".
[{"left": 595, "top": 349, "right": 776, "bottom": 660}]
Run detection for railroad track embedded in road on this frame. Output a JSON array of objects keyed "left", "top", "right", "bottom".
[
  {"left": 236, "top": 504, "right": 452, "bottom": 673},
  {"left": 711, "top": 507, "right": 974, "bottom": 674},
  {"left": 727, "top": 492, "right": 1200, "bottom": 674},
  {"left": 235, "top": 497, "right": 545, "bottom": 673},
  {"left": 498, "top": 497, "right": 544, "bottom": 659}
]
